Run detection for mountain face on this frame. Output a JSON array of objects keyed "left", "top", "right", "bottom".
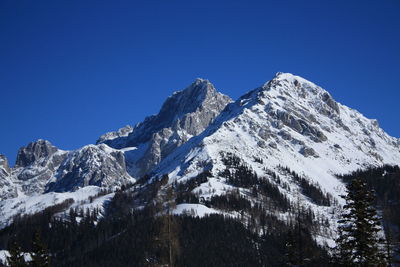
[
  {"left": 15, "top": 139, "right": 61, "bottom": 168},
  {"left": 46, "top": 144, "right": 133, "bottom": 192},
  {"left": 12, "top": 140, "right": 68, "bottom": 196},
  {"left": 0, "top": 79, "right": 231, "bottom": 200},
  {"left": 97, "top": 78, "right": 232, "bottom": 177},
  {"left": 0, "top": 73, "right": 399, "bottom": 243},
  {"left": 149, "top": 73, "right": 400, "bottom": 242},
  {"left": 155, "top": 73, "right": 400, "bottom": 196},
  {"left": 0, "top": 155, "right": 15, "bottom": 199}
]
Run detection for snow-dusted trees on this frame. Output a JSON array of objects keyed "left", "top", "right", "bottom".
[
  {"left": 6, "top": 241, "right": 27, "bottom": 267},
  {"left": 335, "top": 178, "right": 386, "bottom": 266},
  {"left": 6, "top": 232, "right": 50, "bottom": 267}
]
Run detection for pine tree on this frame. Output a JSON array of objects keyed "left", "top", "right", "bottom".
[
  {"left": 30, "top": 232, "right": 50, "bottom": 267},
  {"left": 335, "top": 178, "right": 386, "bottom": 266},
  {"left": 7, "top": 241, "right": 27, "bottom": 267}
]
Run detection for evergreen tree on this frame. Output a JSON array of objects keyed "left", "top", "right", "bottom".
[
  {"left": 7, "top": 241, "right": 27, "bottom": 267},
  {"left": 30, "top": 232, "right": 50, "bottom": 267},
  {"left": 335, "top": 178, "right": 386, "bottom": 266}
]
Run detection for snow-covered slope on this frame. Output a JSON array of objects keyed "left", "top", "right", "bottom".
[{"left": 0, "top": 185, "right": 113, "bottom": 229}]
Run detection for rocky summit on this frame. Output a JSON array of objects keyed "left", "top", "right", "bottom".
[{"left": 97, "top": 78, "right": 232, "bottom": 177}]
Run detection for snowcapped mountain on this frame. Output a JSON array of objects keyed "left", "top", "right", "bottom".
[
  {"left": 0, "top": 79, "right": 231, "bottom": 226},
  {"left": 1, "top": 73, "right": 399, "bottom": 238},
  {"left": 155, "top": 73, "right": 400, "bottom": 198}
]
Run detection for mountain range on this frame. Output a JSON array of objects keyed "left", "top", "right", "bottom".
[{"left": 1, "top": 72, "right": 399, "bottom": 244}]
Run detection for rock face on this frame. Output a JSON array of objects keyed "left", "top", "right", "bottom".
[
  {"left": 0, "top": 155, "right": 10, "bottom": 177},
  {"left": 98, "top": 78, "right": 232, "bottom": 177},
  {"left": 46, "top": 144, "right": 134, "bottom": 192},
  {"left": 300, "top": 146, "right": 319, "bottom": 158},
  {"left": 11, "top": 140, "right": 68, "bottom": 196},
  {"left": 15, "top": 139, "right": 59, "bottom": 168},
  {"left": 97, "top": 125, "right": 133, "bottom": 146},
  {"left": 0, "top": 154, "right": 16, "bottom": 199}
]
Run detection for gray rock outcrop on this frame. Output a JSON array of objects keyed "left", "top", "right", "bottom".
[
  {"left": 0, "top": 155, "right": 17, "bottom": 199},
  {"left": 12, "top": 140, "right": 68, "bottom": 195},
  {"left": 15, "top": 139, "right": 59, "bottom": 168},
  {"left": 300, "top": 146, "right": 319, "bottom": 158},
  {"left": 97, "top": 125, "right": 134, "bottom": 147},
  {"left": 0, "top": 154, "right": 10, "bottom": 177}
]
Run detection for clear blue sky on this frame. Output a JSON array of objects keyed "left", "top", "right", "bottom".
[{"left": 1, "top": 0, "right": 399, "bottom": 164}]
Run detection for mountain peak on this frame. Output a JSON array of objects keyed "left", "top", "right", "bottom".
[
  {"left": 193, "top": 77, "right": 209, "bottom": 84},
  {"left": 96, "top": 79, "right": 232, "bottom": 177},
  {"left": 99, "top": 79, "right": 231, "bottom": 147},
  {"left": 162, "top": 78, "right": 222, "bottom": 115},
  {"left": 261, "top": 73, "right": 339, "bottom": 113},
  {"left": 265, "top": 72, "right": 319, "bottom": 90},
  {"left": 15, "top": 139, "right": 59, "bottom": 168},
  {"left": 131, "top": 78, "right": 231, "bottom": 143},
  {"left": 172, "top": 78, "right": 213, "bottom": 97}
]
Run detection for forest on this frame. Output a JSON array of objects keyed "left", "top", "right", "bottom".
[{"left": 0, "top": 164, "right": 398, "bottom": 266}]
